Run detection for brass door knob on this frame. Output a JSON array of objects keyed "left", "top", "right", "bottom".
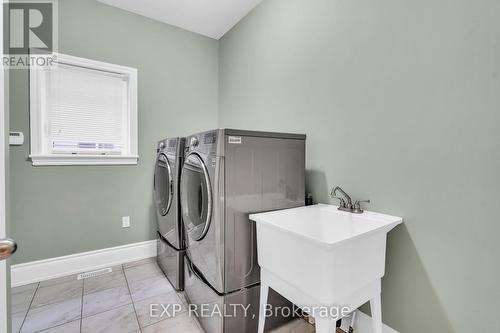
[{"left": 0, "top": 238, "right": 17, "bottom": 260}]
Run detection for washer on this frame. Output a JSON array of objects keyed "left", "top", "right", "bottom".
[
  {"left": 154, "top": 137, "right": 185, "bottom": 291},
  {"left": 180, "top": 129, "right": 306, "bottom": 332}
]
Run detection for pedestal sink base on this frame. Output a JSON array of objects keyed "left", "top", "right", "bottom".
[
  {"left": 257, "top": 269, "right": 383, "bottom": 333},
  {"left": 250, "top": 205, "right": 402, "bottom": 333}
]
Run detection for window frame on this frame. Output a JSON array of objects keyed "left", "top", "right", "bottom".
[{"left": 29, "top": 52, "right": 138, "bottom": 166}]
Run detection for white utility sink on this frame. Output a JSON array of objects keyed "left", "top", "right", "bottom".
[{"left": 250, "top": 204, "right": 402, "bottom": 333}]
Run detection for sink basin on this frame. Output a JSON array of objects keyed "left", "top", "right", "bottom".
[{"left": 250, "top": 204, "right": 402, "bottom": 307}]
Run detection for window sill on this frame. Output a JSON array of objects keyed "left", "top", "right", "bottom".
[{"left": 29, "top": 154, "right": 139, "bottom": 166}]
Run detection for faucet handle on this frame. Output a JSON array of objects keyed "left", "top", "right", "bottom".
[
  {"left": 330, "top": 195, "right": 347, "bottom": 208},
  {"left": 353, "top": 199, "right": 370, "bottom": 213}
]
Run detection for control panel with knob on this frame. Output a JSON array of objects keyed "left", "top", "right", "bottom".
[{"left": 190, "top": 137, "right": 199, "bottom": 147}]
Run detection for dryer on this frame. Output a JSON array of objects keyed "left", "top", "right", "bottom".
[
  {"left": 154, "top": 137, "right": 185, "bottom": 291},
  {"left": 180, "top": 129, "right": 306, "bottom": 332}
]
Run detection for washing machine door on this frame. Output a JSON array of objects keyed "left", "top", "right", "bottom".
[
  {"left": 180, "top": 153, "right": 212, "bottom": 242},
  {"left": 154, "top": 154, "right": 174, "bottom": 217},
  {"left": 155, "top": 153, "right": 183, "bottom": 249}
]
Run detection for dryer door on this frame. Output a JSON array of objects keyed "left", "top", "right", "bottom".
[{"left": 180, "top": 153, "right": 212, "bottom": 242}]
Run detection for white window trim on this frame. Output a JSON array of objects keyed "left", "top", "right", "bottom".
[{"left": 29, "top": 52, "right": 138, "bottom": 166}]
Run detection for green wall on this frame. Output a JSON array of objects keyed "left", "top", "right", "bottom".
[
  {"left": 9, "top": 0, "right": 500, "bottom": 332},
  {"left": 9, "top": 0, "right": 218, "bottom": 264},
  {"left": 219, "top": 0, "right": 500, "bottom": 332}
]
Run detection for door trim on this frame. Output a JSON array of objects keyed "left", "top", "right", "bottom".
[{"left": 0, "top": 1, "right": 11, "bottom": 331}]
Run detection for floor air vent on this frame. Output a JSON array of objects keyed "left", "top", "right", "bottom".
[{"left": 77, "top": 267, "right": 113, "bottom": 280}]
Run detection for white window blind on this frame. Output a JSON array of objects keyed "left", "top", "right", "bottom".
[
  {"left": 30, "top": 53, "right": 138, "bottom": 166},
  {"left": 47, "top": 65, "right": 127, "bottom": 155}
]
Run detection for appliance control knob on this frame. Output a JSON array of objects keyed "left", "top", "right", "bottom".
[{"left": 190, "top": 137, "right": 199, "bottom": 147}]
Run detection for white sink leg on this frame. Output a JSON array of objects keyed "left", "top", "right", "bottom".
[
  {"left": 258, "top": 282, "right": 270, "bottom": 333},
  {"left": 315, "top": 318, "right": 337, "bottom": 333},
  {"left": 370, "top": 294, "right": 383, "bottom": 333}
]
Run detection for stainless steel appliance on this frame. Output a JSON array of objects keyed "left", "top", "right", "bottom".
[
  {"left": 180, "top": 129, "right": 306, "bottom": 332},
  {"left": 154, "top": 137, "right": 186, "bottom": 291}
]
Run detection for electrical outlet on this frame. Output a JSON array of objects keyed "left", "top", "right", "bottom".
[{"left": 122, "top": 216, "right": 130, "bottom": 228}]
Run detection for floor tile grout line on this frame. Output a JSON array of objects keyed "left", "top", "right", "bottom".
[
  {"left": 194, "top": 317, "right": 204, "bottom": 333},
  {"left": 81, "top": 302, "right": 133, "bottom": 321},
  {"left": 82, "top": 273, "right": 125, "bottom": 296},
  {"left": 37, "top": 278, "right": 81, "bottom": 290},
  {"left": 79, "top": 290, "right": 133, "bottom": 320},
  {"left": 122, "top": 261, "right": 154, "bottom": 270},
  {"left": 127, "top": 270, "right": 192, "bottom": 331},
  {"left": 29, "top": 281, "right": 83, "bottom": 311},
  {"left": 136, "top": 287, "right": 191, "bottom": 330},
  {"left": 80, "top": 265, "right": 133, "bottom": 320},
  {"left": 123, "top": 269, "right": 142, "bottom": 333},
  {"left": 22, "top": 282, "right": 83, "bottom": 333},
  {"left": 139, "top": 310, "right": 188, "bottom": 331},
  {"left": 79, "top": 266, "right": 135, "bottom": 319},
  {"left": 123, "top": 264, "right": 143, "bottom": 333},
  {"left": 18, "top": 282, "right": 40, "bottom": 333},
  {"left": 30, "top": 320, "right": 80, "bottom": 333},
  {"left": 80, "top": 301, "right": 134, "bottom": 320}
]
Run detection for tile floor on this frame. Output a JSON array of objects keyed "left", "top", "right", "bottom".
[
  {"left": 11, "top": 257, "right": 342, "bottom": 333},
  {"left": 11, "top": 257, "right": 202, "bottom": 333}
]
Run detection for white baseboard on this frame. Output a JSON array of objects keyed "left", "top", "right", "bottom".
[
  {"left": 11, "top": 240, "right": 157, "bottom": 287},
  {"left": 341, "top": 310, "right": 399, "bottom": 333}
]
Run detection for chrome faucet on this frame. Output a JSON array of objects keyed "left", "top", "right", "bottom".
[
  {"left": 329, "top": 186, "right": 370, "bottom": 214},
  {"left": 330, "top": 186, "right": 352, "bottom": 209}
]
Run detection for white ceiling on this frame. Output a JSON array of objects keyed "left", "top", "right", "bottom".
[{"left": 97, "top": 0, "right": 264, "bottom": 40}]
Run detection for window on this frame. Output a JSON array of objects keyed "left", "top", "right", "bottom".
[{"left": 29, "top": 53, "right": 138, "bottom": 166}]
